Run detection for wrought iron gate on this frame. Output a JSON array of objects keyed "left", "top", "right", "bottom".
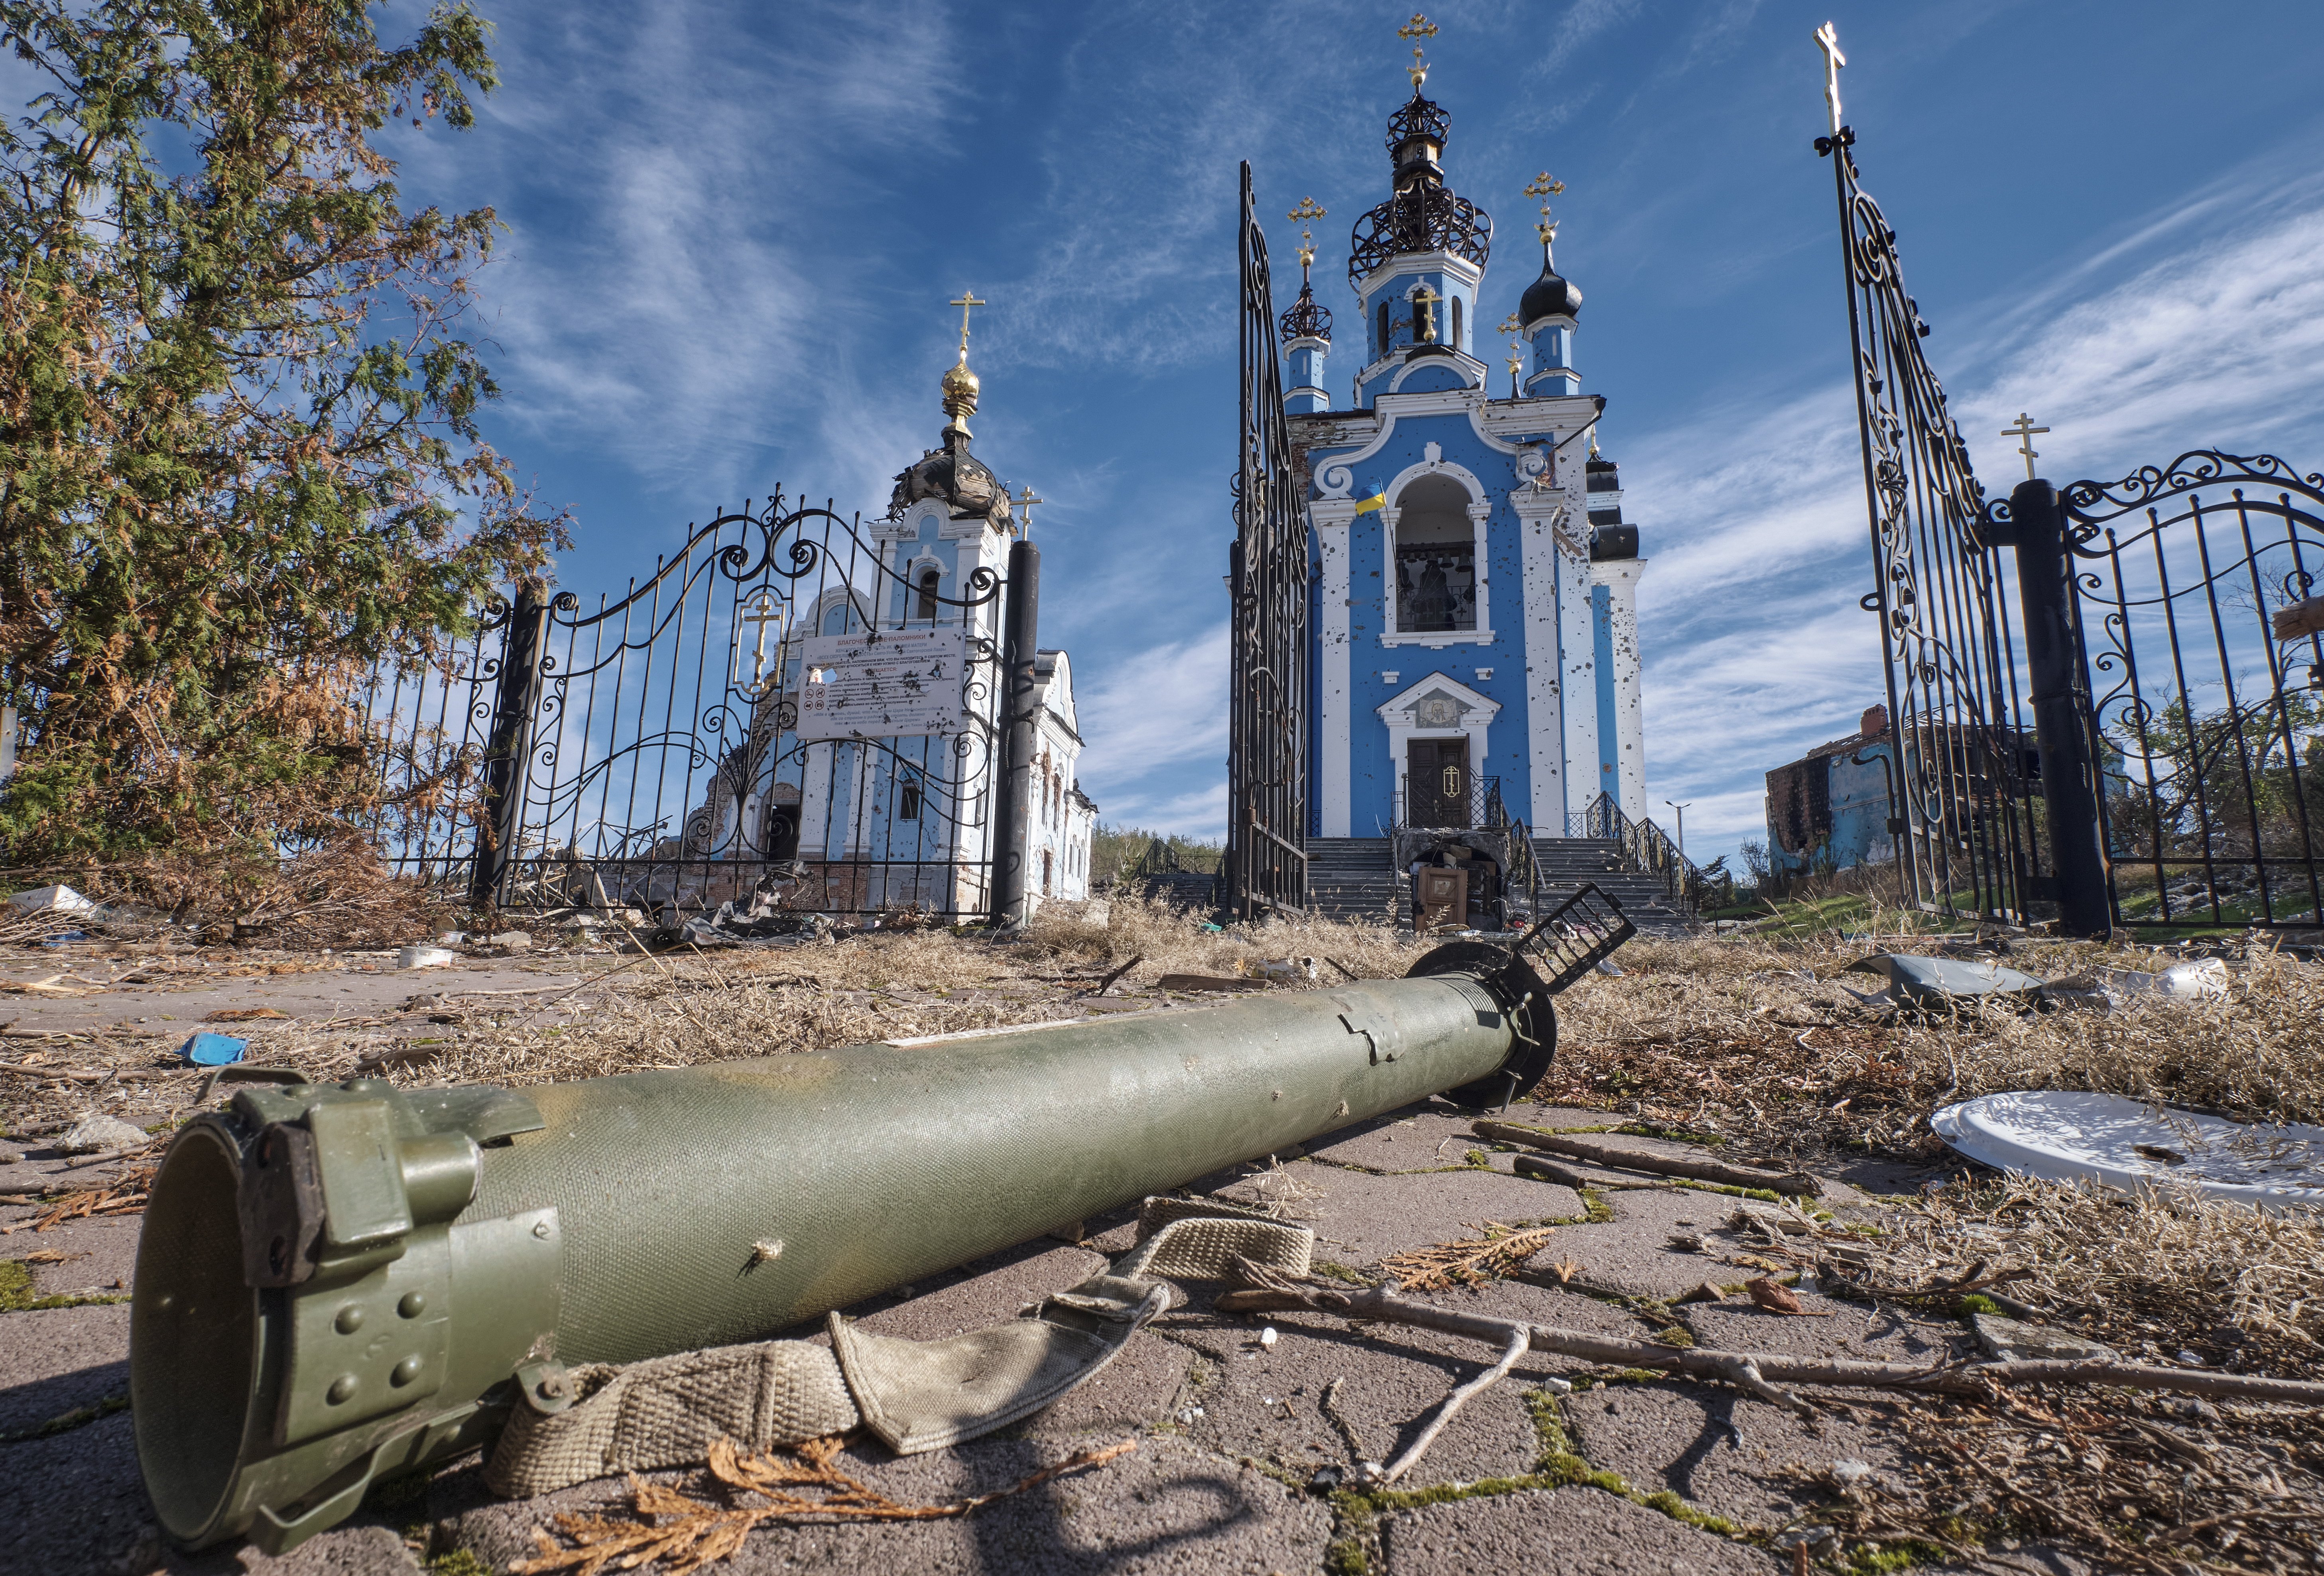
[
  {"left": 361, "top": 494, "right": 1004, "bottom": 919},
  {"left": 1226, "top": 161, "right": 1309, "bottom": 919},
  {"left": 1819, "top": 125, "right": 2048, "bottom": 925},
  {"left": 2057, "top": 454, "right": 2324, "bottom": 927}
]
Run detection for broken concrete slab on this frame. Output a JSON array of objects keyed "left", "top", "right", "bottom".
[
  {"left": 1301, "top": 1104, "right": 1508, "bottom": 1173},
  {"left": 1559, "top": 1379, "right": 1913, "bottom": 1528},
  {"left": 0, "top": 1304, "right": 128, "bottom": 1435},
  {"left": 1252, "top": 1164, "right": 1588, "bottom": 1271},
  {"left": 1376, "top": 1483, "right": 1783, "bottom": 1574},
  {"left": 1155, "top": 1307, "right": 1541, "bottom": 1489},
  {"left": 1972, "top": 1311, "right": 2120, "bottom": 1364}
]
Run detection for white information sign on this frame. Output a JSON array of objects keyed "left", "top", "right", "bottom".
[{"left": 795, "top": 627, "right": 972, "bottom": 741}]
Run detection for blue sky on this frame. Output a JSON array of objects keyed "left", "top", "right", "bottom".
[{"left": 369, "top": 0, "right": 2324, "bottom": 867}]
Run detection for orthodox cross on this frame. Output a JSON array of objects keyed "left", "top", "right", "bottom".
[
  {"left": 1287, "top": 197, "right": 1326, "bottom": 277},
  {"left": 1013, "top": 485, "right": 1046, "bottom": 540},
  {"left": 949, "top": 290, "right": 985, "bottom": 356},
  {"left": 1505, "top": 339, "right": 1525, "bottom": 398},
  {"left": 1398, "top": 12, "right": 1436, "bottom": 89},
  {"left": 1812, "top": 21, "right": 1845, "bottom": 137},
  {"left": 738, "top": 590, "right": 785, "bottom": 690},
  {"left": 1411, "top": 283, "right": 1440, "bottom": 343},
  {"left": 1523, "top": 171, "right": 1564, "bottom": 247},
  {"left": 2001, "top": 413, "right": 2050, "bottom": 480}
]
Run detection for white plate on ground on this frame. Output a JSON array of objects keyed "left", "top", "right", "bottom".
[{"left": 1931, "top": 1091, "right": 2324, "bottom": 1210}]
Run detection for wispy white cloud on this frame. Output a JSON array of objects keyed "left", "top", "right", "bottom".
[{"left": 1074, "top": 619, "right": 1230, "bottom": 833}]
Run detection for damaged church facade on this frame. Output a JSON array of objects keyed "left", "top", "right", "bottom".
[{"left": 1282, "top": 68, "right": 1647, "bottom": 839}]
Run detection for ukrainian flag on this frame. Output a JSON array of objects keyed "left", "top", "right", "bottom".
[{"left": 1353, "top": 485, "right": 1387, "bottom": 515}]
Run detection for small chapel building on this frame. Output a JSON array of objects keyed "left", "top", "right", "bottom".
[{"left": 1283, "top": 67, "right": 1647, "bottom": 840}]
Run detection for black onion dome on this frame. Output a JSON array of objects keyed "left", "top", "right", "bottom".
[
  {"left": 1519, "top": 253, "right": 1581, "bottom": 323},
  {"left": 1348, "top": 90, "right": 1490, "bottom": 283},
  {"left": 889, "top": 431, "right": 1012, "bottom": 529},
  {"left": 1279, "top": 280, "right": 1332, "bottom": 344}
]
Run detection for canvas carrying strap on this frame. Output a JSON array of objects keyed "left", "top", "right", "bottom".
[{"left": 484, "top": 1203, "right": 1313, "bottom": 1496}]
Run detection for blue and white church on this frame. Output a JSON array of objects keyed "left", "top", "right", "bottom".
[{"left": 1282, "top": 67, "right": 1647, "bottom": 840}]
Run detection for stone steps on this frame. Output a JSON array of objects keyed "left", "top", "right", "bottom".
[{"left": 1301, "top": 837, "right": 1692, "bottom": 932}]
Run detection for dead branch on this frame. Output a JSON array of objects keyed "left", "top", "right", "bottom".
[
  {"left": 1474, "top": 1119, "right": 1824, "bottom": 1197},
  {"left": 1383, "top": 1323, "right": 1528, "bottom": 1483},
  {"left": 1212, "top": 1269, "right": 2324, "bottom": 1406},
  {"left": 1511, "top": 1152, "right": 1677, "bottom": 1192},
  {"left": 1091, "top": 954, "right": 1145, "bottom": 996}
]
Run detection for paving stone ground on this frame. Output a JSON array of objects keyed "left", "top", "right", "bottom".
[{"left": 2, "top": 1089, "right": 1969, "bottom": 1576}]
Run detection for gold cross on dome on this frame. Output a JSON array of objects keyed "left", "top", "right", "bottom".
[
  {"left": 1523, "top": 171, "right": 1565, "bottom": 245},
  {"left": 949, "top": 290, "right": 986, "bottom": 356},
  {"left": 1287, "top": 197, "right": 1327, "bottom": 223},
  {"left": 1813, "top": 21, "right": 1846, "bottom": 137},
  {"left": 2001, "top": 412, "right": 2050, "bottom": 480},
  {"left": 1397, "top": 13, "right": 1437, "bottom": 40}
]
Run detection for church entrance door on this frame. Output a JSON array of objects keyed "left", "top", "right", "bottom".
[{"left": 1407, "top": 738, "right": 1470, "bottom": 828}]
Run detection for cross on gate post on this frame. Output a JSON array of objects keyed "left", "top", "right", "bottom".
[
  {"left": 738, "top": 590, "right": 784, "bottom": 691},
  {"left": 2001, "top": 412, "right": 2050, "bottom": 481}
]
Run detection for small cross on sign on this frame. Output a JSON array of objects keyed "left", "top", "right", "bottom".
[{"left": 2001, "top": 412, "right": 2050, "bottom": 481}]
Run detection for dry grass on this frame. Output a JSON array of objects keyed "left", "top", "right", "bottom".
[{"left": 1541, "top": 931, "right": 2324, "bottom": 1159}]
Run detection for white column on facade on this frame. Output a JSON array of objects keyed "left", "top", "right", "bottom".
[
  {"left": 1596, "top": 556, "right": 1648, "bottom": 821},
  {"left": 1512, "top": 488, "right": 1567, "bottom": 831},
  {"left": 1313, "top": 501, "right": 1357, "bottom": 837},
  {"left": 1557, "top": 522, "right": 1598, "bottom": 833}
]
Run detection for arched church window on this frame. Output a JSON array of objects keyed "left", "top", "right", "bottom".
[
  {"left": 1451, "top": 296, "right": 1462, "bottom": 350},
  {"left": 915, "top": 569, "right": 940, "bottom": 621},
  {"left": 1041, "top": 850, "right": 1053, "bottom": 894},
  {"left": 1391, "top": 474, "right": 1479, "bottom": 634},
  {"left": 1376, "top": 301, "right": 1389, "bottom": 356},
  {"left": 896, "top": 767, "right": 922, "bottom": 822}
]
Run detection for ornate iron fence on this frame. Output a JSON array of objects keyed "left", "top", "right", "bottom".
[
  {"left": 1226, "top": 161, "right": 1310, "bottom": 919},
  {"left": 2056, "top": 452, "right": 2324, "bottom": 927},
  {"left": 1390, "top": 773, "right": 1508, "bottom": 832},
  {"left": 360, "top": 494, "right": 1006, "bottom": 920},
  {"left": 1818, "top": 124, "right": 2047, "bottom": 926}
]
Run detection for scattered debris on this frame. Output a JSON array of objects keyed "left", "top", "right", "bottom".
[
  {"left": 177, "top": 1033, "right": 246, "bottom": 1067},
  {"left": 1380, "top": 1222, "right": 1558, "bottom": 1291},
  {"left": 1743, "top": 1276, "right": 1823, "bottom": 1317},
  {"left": 1150, "top": 973, "right": 1257, "bottom": 994},
  {"left": 511, "top": 1434, "right": 1138, "bottom": 1574},
  {"left": 203, "top": 1007, "right": 288, "bottom": 1022},
  {"left": 56, "top": 1114, "right": 150, "bottom": 1154},
  {"left": 1477, "top": 1120, "right": 1824, "bottom": 1197},
  {"left": 396, "top": 945, "right": 456, "bottom": 970},
  {"left": 8, "top": 885, "right": 96, "bottom": 914},
  {"left": 1842, "top": 953, "right": 2047, "bottom": 1008},
  {"left": 1931, "top": 1091, "right": 2324, "bottom": 1207},
  {"left": 1972, "top": 1311, "right": 2119, "bottom": 1364}
]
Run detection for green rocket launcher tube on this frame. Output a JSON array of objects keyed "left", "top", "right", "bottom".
[{"left": 132, "top": 936, "right": 1580, "bottom": 1552}]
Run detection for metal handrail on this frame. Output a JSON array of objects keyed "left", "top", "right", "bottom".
[{"left": 1566, "top": 792, "right": 1702, "bottom": 918}]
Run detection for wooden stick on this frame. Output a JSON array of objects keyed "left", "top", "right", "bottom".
[
  {"left": 1383, "top": 1323, "right": 1528, "bottom": 1483},
  {"left": 1092, "top": 954, "right": 1145, "bottom": 996},
  {"left": 1511, "top": 1152, "right": 1676, "bottom": 1192},
  {"left": 1474, "top": 1120, "right": 1823, "bottom": 1197},
  {"left": 1213, "top": 1274, "right": 2324, "bottom": 1406}
]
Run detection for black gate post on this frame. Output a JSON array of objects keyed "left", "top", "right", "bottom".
[
  {"left": 2001, "top": 479, "right": 2113, "bottom": 936},
  {"left": 990, "top": 541, "right": 1041, "bottom": 927},
  {"left": 470, "top": 584, "right": 550, "bottom": 911}
]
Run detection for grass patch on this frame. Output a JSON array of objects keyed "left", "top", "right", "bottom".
[
  {"left": 0, "top": 1258, "right": 130, "bottom": 1312},
  {"left": 0, "top": 1390, "right": 128, "bottom": 1443}
]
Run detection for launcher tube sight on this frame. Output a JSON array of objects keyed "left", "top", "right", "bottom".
[{"left": 133, "top": 945, "right": 1563, "bottom": 1552}]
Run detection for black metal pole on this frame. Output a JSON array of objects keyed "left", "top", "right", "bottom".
[
  {"left": 2003, "top": 479, "right": 2112, "bottom": 937},
  {"left": 990, "top": 540, "right": 1040, "bottom": 927},
  {"left": 470, "top": 584, "right": 549, "bottom": 912}
]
